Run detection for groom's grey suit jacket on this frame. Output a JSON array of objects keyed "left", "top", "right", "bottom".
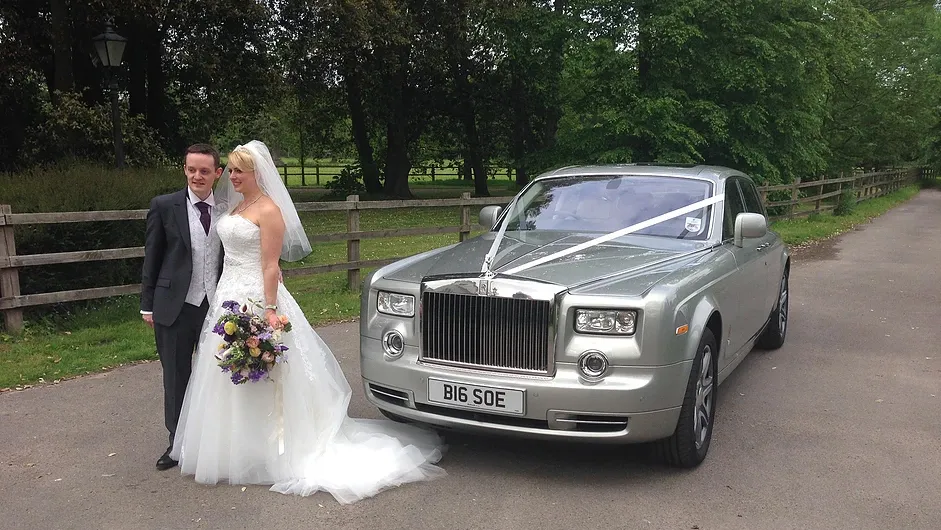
[{"left": 140, "top": 188, "right": 225, "bottom": 327}]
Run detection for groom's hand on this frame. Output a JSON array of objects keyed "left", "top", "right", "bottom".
[{"left": 142, "top": 313, "right": 154, "bottom": 328}]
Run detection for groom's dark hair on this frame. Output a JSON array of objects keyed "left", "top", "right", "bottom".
[{"left": 184, "top": 143, "right": 221, "bottom": 168}]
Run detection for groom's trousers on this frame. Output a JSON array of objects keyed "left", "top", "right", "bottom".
[{"left": 154, "top": 297, "right": 210, "bottom": 446}]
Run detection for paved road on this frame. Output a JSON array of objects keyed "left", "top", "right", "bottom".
[{"left": 2, "top": 190, "right": 940, "bottom": 530}]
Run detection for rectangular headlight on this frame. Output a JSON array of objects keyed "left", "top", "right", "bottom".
[
  {"left": 377, "top": 291, "right": 415, "bottom": 317},
  {"left": 574, "top": 309, "right": 636, "bottom": 335}
]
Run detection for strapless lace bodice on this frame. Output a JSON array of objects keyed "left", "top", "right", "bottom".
[{"left": 215, "top": 214, "right": 264, "bottom": 297}]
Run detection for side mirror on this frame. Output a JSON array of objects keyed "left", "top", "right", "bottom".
[
  {"left": 733, "top": 212, "right": 767, "bottom": 247},
  {"left": 479, "top": 205, "right": 503, "bottom": 229}
]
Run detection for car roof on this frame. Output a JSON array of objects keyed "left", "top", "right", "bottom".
[{"left": 536, "top": 163, "right": 750, "bottom": 185}]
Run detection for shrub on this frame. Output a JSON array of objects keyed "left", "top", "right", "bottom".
[
  {"left": 834, "top": 188, "right": 857, "bottom": 216},
  {"left": 323, "top": 163, "right": 367, "bottom": 200},
  {"left": 0, "top": 163, "right": 183, "bottom": 319},
  {"left": 21, "top": 91, "right": 170, "bottom": 169}
]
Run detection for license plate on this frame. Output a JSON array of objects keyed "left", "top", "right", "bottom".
[{"left": 427, "top": 378, "right": 525, "bottom": 415}]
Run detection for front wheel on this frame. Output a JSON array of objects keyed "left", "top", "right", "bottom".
[{"left": 655, "top": 328, "right": 718, "bottom": 468}]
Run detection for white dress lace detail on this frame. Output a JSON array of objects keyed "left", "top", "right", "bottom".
[{"left": 170, "top": 214, "right": 446, "bottom": 503}]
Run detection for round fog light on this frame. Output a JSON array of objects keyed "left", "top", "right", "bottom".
[
  {"left": 382, "top": 330, "right": 405, "bottom": 359},
  {"left": 578, "top": 350, "right": 609, "bottom": 379}
]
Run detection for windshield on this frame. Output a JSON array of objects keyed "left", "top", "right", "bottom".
[{"left": 500, "top": 174, "right": 715, "bottom": 240}]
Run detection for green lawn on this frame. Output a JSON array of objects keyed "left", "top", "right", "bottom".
[
  {"left": 0, "top": 183, "right": 925, "bottom": 390},
  {"left": 228, "top": 157, "right": 517, "bottom": 187}
]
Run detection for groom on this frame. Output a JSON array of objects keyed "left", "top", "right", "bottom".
[{"left": 140, "top": 143, "right": 226, "bottom": 471}]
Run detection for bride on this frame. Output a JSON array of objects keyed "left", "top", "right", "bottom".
[{"left": 169, "top": 140, "right": 446, "bottom": 503}]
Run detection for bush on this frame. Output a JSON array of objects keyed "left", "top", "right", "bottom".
[
  {"left": 323, "top": 163, "right": 367, "bottom": 200},
  {"left": 0, "top": 163, "right": 183, "bottom": 318},
  {"left": 834, "top": 188, "right": 857, "bottom": 216},
  {"left": 21, "top": 91, "right": 170, "bottom": 169}
]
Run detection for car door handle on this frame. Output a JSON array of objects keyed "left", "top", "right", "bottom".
[{"left": 756, "top": 242, "right": 770, "bottom": 251}]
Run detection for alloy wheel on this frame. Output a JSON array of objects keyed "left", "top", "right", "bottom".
[{"left": 694, "top": 345, "right": 714, "bottom": 449}]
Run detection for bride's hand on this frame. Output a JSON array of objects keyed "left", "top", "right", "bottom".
[{"left": 266, "top": 309, "right": 283, "bottom": 330}]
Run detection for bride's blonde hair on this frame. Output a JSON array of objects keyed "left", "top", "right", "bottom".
[{"left": 227, "top": 147, "right": 255, "bottom": 172}]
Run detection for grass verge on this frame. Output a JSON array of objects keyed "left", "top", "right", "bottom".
[
  {"left": 0, "top": 184, "right": 924, "bottom": 390},
  {"left": 769, "top": 184, "right": 922, "bottom": 246}
]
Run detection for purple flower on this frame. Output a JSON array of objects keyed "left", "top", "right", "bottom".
[
  {"left": 222, "top": 300, "right": 240, "bottom": 312},
  {"left": 231, "top": 372, "right": 245, "bottom": 384},
  {"left": 212, "top": 323, "right": 225, "bottom": 335},
  {"left": 248, "top": 370, "right": 265, "bottom": 382},
  {"left": 258, "top": 331, "right": 273, "bottom": 341}
]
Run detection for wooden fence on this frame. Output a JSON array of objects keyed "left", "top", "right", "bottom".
[
  {"left": 0, "top": 167, "right": 922, "bottom": 331},
  {"left": 275, "top": 162, "right": 514, "bottom": 186}
]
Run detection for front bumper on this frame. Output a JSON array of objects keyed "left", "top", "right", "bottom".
[{"left": 360, "top": 337, "right": 691, "bottom": 443}]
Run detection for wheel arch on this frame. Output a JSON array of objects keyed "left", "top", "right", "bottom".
[{"left": 682, "top": 294, "right": 723, "bottom": 366}]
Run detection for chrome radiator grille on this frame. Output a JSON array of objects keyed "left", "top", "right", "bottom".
[{"left": 420, "top": 291, "right": 551, "bottom": 373}]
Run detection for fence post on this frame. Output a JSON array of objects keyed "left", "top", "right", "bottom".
[
  {"left": 0, "top": 205, "right": 23, "bottom": 332},
  {"left": 815, "top": 179, "right": 823, "bottom": 213},
  {"left": 346, "top": 195, "right": 361, "bottom": 291},
  {"left": 459, "top": 192, "right": 471, "bottom": 242},
  {"left": 789, "top": 178, "right": 801, "bottom": 219}
]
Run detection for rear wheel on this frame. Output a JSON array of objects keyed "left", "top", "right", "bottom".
[
  {"left": 757, "top": 268, "right": 789, "bottom": 350},
  {"left": 656, "top": 328, "right": 717, "bottom": 468}
]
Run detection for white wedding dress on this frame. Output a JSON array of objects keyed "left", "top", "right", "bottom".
[{"left": 170, "top": 213, "right": 446, "bottom": 503}]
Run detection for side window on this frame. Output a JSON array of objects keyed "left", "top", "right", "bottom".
[
  {"left": 723, "top": 179, "right": 746, "bottom": 240},
  {"left": 740, "top": 179, "right": 765, "bottom": 217}
]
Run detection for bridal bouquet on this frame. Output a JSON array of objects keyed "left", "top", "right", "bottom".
[{"left": 212, "top": 299, "right": 292, "bottom": 385}]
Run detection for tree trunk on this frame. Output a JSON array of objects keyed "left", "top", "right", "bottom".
[
  {"left": 49, "top": 0, "right": 73, "bottom": 103},
  {"left": 384, "top": 122, "right": 413, "bottom": 198},
  {"left": 510, "top": 68, "right": 530, "bottom": 188},
  {"left": 455, "top": 58, "right": 488, "bottom": 196},
  {"left": 124, "top": 23, "right": 147, "bottom": 117},
  {"left": 343, "top": 58, "right": 382, "bottom": 194},
  {"left": 382, "top": 45, "right": 414, "bottom": 199},
  {"left": 515, "top": 164, "right": 529, "bottom": 189},
  {"left": 541, "top": 0, "right": 567, "bottom": 149},
  {"left": 462, "top": 158, "right": 472, "bottom": 181},
  {"left": 145, "top": 29, "right": 168, "bottom": 142},
  {"left": 127, "top": 29, "right": 147, "bottom": 117},
  {"left": 448, "top": 0, "right": 488, "bottom": 195},
  {"left": 634, "top": 0, "right": 654, "bottom": 162}
]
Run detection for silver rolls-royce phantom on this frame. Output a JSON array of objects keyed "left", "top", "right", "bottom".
[{"left": 359, "top": 164, "right": 790, "bottom": 467}]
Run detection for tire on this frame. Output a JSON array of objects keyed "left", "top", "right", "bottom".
[
  {"left": 656, "top": 327, "right": 718, "bottom": 468},
  {"left": 757, "top": 268, "right": 789, "bottom": 350}
]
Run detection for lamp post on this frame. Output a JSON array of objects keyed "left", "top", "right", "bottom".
[{"left": 92, "top": 20, "right": 127, "bottom": 168}]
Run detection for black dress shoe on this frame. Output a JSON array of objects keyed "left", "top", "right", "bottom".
[{"left": 156, "top": 447, "right": 178, "bottom": 470}]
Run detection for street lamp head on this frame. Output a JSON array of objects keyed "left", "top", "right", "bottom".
[{"left": 91, "top": 20, "right": 127, "bottom": 68}]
